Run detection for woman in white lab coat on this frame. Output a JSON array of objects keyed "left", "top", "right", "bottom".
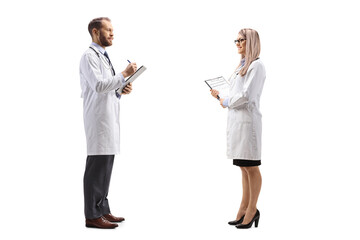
[{"left": 211, "top": 28, "right": 265, "bottom": 229}]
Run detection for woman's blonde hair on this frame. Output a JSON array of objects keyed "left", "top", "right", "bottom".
[{"left": 238, "top": 28, "right": 261, "bottom": 77}]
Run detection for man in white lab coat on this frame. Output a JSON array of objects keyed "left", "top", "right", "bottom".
[{"left": 79, "top": 17, "right": 137, "bottom": 229}]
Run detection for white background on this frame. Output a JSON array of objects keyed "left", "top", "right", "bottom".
[{"left": 1, "top": 0, "right": 359, "bottom": 239}]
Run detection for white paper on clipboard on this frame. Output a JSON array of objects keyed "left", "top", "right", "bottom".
[{"left": 204, "top": 76, "right": 230, "bottom": 98}]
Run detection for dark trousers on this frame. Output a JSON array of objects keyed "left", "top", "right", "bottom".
[{"left": 83, "top": 155, "right": 114, "bottom": 219}]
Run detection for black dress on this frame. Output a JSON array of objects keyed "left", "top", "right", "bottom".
[{"left": 233, "top": 159, "right": 261, "bottom": 167}]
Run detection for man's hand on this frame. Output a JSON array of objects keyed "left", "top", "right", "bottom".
[
  {"left": 121, "top": 83, "right": 132, "bottom": 95},
  {"left": 122, "top": 63, "right": 137, "bottom": 78}
]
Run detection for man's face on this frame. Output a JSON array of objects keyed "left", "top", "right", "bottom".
[{"left": 98, "top": 20, "right": 114, "bottom": 47}]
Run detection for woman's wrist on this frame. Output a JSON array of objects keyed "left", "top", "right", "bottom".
[{"left": 222, "top": 98, "right": 229, "bottom": 108}]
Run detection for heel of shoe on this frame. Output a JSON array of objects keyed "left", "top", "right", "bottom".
[{"left": 254, "top": 217, "right": 259, "bottom": 228}]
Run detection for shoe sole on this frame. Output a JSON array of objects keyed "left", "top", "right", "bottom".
[
  {"left": 86, "top": 224, "right": 118, "bottom": 229},
  {"left": 107, "top": 220, "right": 125, "bottom": 223}
]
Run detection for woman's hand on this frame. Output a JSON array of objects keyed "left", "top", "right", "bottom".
[
  {"left": 210, "top": 89, "right": 219, "bottom": 99},
  {"left": 220, "top": 98, "right": 226, "bottom": 108}
]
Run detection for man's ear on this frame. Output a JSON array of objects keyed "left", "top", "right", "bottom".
[{"left": 92, "top": 28, "right": 99, "bottom": 38}]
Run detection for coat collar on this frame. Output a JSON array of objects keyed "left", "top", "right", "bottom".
[{"left": 90, "top": 42, "right": 106, "bottom": 55}]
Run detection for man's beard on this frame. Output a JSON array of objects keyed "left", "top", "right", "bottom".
[{"left": 99, "top": 33, "right": 112, "bottom": 47}]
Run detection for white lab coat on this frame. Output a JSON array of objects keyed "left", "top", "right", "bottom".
[
  {"left": 79, "top": 45, "right": 125, "bottom": 155},
  {"left": 226, "top": 59, "right": 266, "bottom": 160}
]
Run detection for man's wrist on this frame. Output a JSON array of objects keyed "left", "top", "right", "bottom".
[{"left": 121, "top": 71, "right": 128, "bottom": 78}]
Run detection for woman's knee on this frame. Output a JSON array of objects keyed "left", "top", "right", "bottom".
[
  {"left": 240, "top": 166, "right": 249, "bottom": 174},
  {"left": 243, "top": 166, "right": 260, "bottom": 174}
]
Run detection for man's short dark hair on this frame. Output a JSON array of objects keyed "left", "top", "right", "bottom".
[{"left": 88, "top": 17, "right": 111, "bottom": 37}]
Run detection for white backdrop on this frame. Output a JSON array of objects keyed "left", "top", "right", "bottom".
[{"left": 1, "top": 0, "right": 359, "bottom": 239}]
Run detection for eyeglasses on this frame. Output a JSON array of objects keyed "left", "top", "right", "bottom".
[{"left": 234, "top": 38, "right": 246, "bottom": 44}]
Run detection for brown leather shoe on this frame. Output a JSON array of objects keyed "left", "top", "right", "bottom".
[
  {"left": 86, "top": 216, "right": 118, "bottom": 229},
  {"left": 103, "top": 213, "right": 125, "bottom": 223}
]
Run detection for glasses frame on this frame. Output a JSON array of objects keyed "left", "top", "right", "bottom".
[{"left": 234, "top": 38, "right": 246, "bottom": 44}]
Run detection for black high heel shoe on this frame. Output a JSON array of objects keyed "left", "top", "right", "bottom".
[
  {"left": 228, "top": 215, "right": 245, "bottom": 225},
  {"left": 235, "top": 209, "right": 260, "bottom": 229}
]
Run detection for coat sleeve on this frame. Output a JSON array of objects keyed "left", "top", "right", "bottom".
[
  {"left": 227, "top": 62, "right": 265, "bottom": 109},
  {"left": 81, "top": 52, "right": 125, "bottom": 94}
]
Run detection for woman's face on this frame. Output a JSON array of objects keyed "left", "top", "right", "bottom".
[{"left": 236, "top": 34, "right": 246, "bottom": 56}]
